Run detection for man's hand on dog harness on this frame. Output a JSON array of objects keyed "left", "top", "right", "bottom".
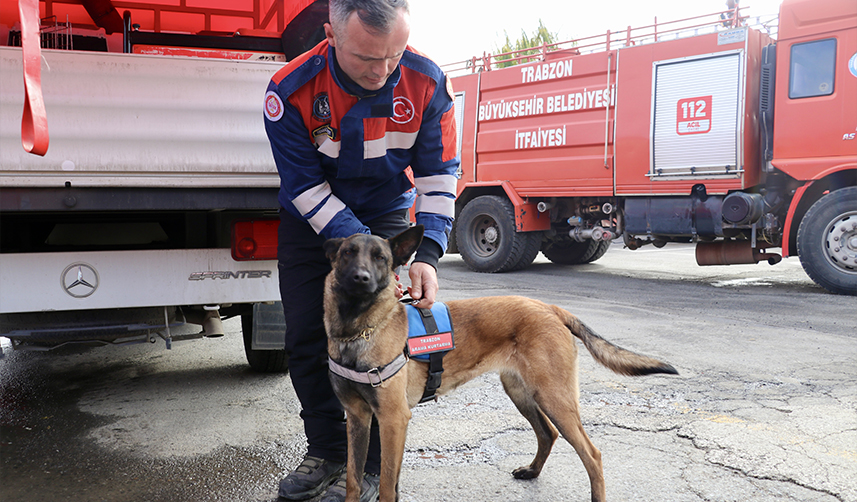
[
  {"left": 407, "top": 261, "right": 437, "bottom": 309},
  {"left": 395, "top": 278, "right": 406, "bottom": 299}
]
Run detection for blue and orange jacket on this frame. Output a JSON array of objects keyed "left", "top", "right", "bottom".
[{"left": 264, "top": 40, "right": 459, "bottom": 261}]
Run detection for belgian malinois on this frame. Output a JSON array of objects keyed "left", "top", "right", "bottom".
[{"left": 322, "top": 225, "right": 677, "bottom": 502}]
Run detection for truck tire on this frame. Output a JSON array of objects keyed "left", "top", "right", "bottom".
[
  {"left": 242, "top": 304, "right": 289, "bottom": 373},
  {"left": 541, "top": 239, "right": 611, "bottom": 265},
  {"left": 456, "top": 195, "right": 541, "bottom": 273},
  {"left": 797, "top": 186, "right": 857, "bottom": 296},
  {"left": 509, "top": 230, "right": 542, "bottom": 271}
]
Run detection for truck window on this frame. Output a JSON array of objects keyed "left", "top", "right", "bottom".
[{"left": 789, "top": 38, "right": 836, "bottom": 99}]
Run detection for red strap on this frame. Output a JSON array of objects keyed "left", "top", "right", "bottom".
[{"left": 19, "top": 0, "right": 49, "bottom": 156}]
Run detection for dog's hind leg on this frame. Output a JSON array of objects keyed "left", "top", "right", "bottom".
[
  {"left": 536, "top": 393, "right": 606, "bottom": 502},
  {"left": 500, "top": 372, "right": 558, "bottom": 480}
]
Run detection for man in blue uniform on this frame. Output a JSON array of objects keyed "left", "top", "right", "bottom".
[{"left": 264, "top": 0, "right": 458, "bottom": 500}]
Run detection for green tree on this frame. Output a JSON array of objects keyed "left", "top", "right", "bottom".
[{"left": 494, "top": 19, "right": 560, "bottom": 68}]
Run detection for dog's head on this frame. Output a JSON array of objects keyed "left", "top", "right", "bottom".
[{"left": 323, "top": 225, "right": 424, "bottom": 297}]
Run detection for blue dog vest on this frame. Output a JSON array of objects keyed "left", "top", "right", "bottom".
[
  {"left": 405, "top": 302, "right": 455, "bottom": 403},
  {"left": 406, "top": 302, "right": 454, "bottom": 361}
]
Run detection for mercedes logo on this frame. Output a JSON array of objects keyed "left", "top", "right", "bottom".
[{"left": 61, "top": 263, "right": 99, "bottom": 298}]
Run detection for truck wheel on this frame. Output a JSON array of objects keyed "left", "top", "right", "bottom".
[
  {"left": 541, "top": 239, "right": 611, "bottom": 265},
  {"left": 242, "top": 303, "right": 289, "bottom": 373},
  {"left": 456, "top": 195, "right": 541, "bottom": 273},
  {"left": 588, "top": 240, "right": 612, "bottom": 263},
  {"left": 508, "top": 230, "right": 542, "bottom": 271},
  {"left": 797, "top": 186, "right": 857, "bottom": 295}
]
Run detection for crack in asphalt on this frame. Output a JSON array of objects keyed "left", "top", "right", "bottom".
[{"left": 675, "top": 424, "right": 847, "bottom": 502}]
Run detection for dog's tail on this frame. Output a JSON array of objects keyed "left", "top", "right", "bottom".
[{"left": 553, "top": 305, "right": 678, "bottom": 376}]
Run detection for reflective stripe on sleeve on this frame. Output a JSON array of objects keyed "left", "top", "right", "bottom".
[
  {"left": 307, "top": 196, "right": 347, "bottom": 234},
  {"left": 414, "top": 174, "right": 458, "bottom": 196},
  {"left": 415, "top": 194, "right": 455, "bottom": 217},
  {"left": 292, "top": 181, "right": 334, "bottom": 216}
]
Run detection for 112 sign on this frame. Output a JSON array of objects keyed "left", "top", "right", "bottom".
[{"left": 676, "top": 96, "right": 712, "bottom": 135}]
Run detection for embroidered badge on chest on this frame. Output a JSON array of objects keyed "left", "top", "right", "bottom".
[
  {"left": 265, "top": 91, "right": 284, "bottom": 122},
  {"left": 313, "top": 92, "right": 331, "bottom": 121},
  {"left": 312, "top": 124, "right": 336, "bottom": 143},
  {"left": 392, "top": 96, "right": 415, "bottom": 124}
]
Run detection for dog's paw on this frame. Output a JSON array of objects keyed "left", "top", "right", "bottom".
[{"left": 512, "top": 466, "right": 540, "bottom": 480}]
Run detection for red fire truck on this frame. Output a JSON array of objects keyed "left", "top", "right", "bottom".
[{"left": 446, "top": 0, "right": 856, "bottom": 295}]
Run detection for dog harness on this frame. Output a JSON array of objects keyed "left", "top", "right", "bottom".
[
  {"left": 326, "top": 303, "right": 455, "bottom": 403},
  {"left": 328, "top": 352, "right": 408, "bottom": 388},
  {"left": 405, "top": 303, "right": 455, "bottom": 403}
]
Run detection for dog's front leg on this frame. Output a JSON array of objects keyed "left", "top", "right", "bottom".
[
  {"left": 375, "top": 379, "right": 411, "bottom": 502},
  {"left": 342, "top": 397, "right": 373, "bottom": 502}
]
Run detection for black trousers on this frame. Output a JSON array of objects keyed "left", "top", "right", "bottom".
[{"left": 278, "top": 208, "right": 410, "bottom": 474}]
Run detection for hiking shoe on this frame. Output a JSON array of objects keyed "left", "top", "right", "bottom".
[
  {"left": 319, "top": 470, "right": 380, "bottom": 502},
  {"left": 278, "top": 455, "right": 345, "bottom": 500}
]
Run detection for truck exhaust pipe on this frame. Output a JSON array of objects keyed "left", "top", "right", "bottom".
[
  {"left": 696, "top": 241, "right": 782, "bottom": 266},
  {"left": 183, "top": 306, "right": 225, "bottom": 337},
  {"left": 537, "top": 201, "right": 555, "bottom": 212}
]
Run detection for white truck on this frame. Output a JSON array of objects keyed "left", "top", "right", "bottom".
[{"left": 0, "top": 0, "right": 329, "bottom": 371}]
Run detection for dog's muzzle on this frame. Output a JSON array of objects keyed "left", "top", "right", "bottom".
[{"left": 343, "top": 266, "right": 379, "bottom": 294}]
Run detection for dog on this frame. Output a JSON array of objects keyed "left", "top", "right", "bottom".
[{"left": 322, "top": 225, "right": 677, "bottom": 502}]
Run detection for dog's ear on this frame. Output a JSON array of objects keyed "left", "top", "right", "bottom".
[
  {"left": 388, "top": 225, "right": 424, "bottom": 268},
  {"left": 323, "top": 237, "right": 346, "bottom": 263}
]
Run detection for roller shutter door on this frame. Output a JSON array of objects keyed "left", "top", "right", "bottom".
[{"left": 651, "top": 51, "right": 744, "bottom": 179}]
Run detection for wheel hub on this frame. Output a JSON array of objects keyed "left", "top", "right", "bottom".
[
  {"left": 483, "top": 226, "right": 499, "bottom": 245},
  {"left": 471, "top": 215, "right": 501, "bottom": 257},
  {"left": 825, "top": 212, "right": 857, "bottom": 273}
]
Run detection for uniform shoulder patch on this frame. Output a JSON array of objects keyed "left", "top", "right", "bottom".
[{"left": 265, "top": 91, "right": 284, "bottom": 122}]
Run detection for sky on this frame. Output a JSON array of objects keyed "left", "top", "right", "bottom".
[{"left": 408, "top": 0, "right": 784, "bottom": 66}]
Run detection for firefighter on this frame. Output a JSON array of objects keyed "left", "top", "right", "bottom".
[{"left": 263, "top": 0, "right": 459, "bottom": 500}]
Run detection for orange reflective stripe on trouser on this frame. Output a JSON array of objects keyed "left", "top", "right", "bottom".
[{"left": 19, "top": 0, "right": 49, "bottom": 156}]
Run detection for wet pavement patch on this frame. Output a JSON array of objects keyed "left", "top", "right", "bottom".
[{"left": 0, "top": 346, "right": 299, "bottom": 502}]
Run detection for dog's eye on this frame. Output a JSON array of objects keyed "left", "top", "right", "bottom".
[
  {"left": 343, "top": 249, "right": 353, "bottom": 256},
  {"left": 374, "top": 254, "right": 385, "bottom": 262}
]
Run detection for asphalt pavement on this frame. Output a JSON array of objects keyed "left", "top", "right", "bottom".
[{"left": 1, "top": 243, "right": 855, "bottom": 502}]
